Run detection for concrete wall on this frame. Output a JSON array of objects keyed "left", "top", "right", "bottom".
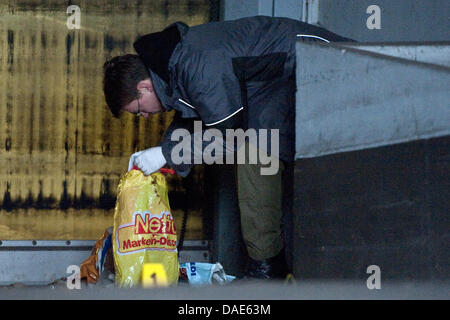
[
  {"left": 222, "top": 0, "right": 450, "bottom": 41},
  {"left": 316, "top": 0, "right": 450, "bottom": 42},
  {"left": 223, "top": 0, "right": 303, "bottom": 21},
  {"left": 292, "top": 31, "right": 449, "bottom": 282},
  {"left": 295, "top": 42, "right": 450, "bottom": 159},
  {"left": 293, "top": 41, "right": 449, "bottom": 281},
  {"left": 222, "top": 0, "right": 273, "bottom": 20}
]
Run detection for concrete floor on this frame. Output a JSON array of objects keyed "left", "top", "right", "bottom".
[{"left": 1, "top": 278, "right": 448, "bottom": 300}]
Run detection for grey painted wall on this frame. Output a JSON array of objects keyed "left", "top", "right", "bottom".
[
  {"left": 317, "top": 0, "right": 450, "bottom": 42},
  {"left": 222, "top": 0, "right": 274, "bottom": 20},
  {"left": 273, "top": 0, "right": 303, "bottom": 20},
  {"left": 222, "top": 0, "right": 450, "bottom": 42},
  {"left": 295, "top": 41, "right": 450, "bottom": 159}
]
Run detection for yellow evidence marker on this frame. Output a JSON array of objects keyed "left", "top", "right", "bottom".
[{"left": 141, "top": 263, "right": 169, "bottom": 288}]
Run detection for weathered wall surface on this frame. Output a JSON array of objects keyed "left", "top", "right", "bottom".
[
  {"left": 0, "top": 0, "right": 215, "bottom": 239},
  {"left": 223, "top": 0, "right": 450, "bottom": 42},
  {"left": 292, "top": 40, "right": 449, "bottom": 280}
]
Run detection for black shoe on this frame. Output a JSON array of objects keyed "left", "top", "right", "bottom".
[{"left": 244, "top": 250, "right": 290, "bottom": 280}]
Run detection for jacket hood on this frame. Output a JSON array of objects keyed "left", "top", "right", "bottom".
[{"left": 133, "top": 22, "right": 188, "bottom": 84}]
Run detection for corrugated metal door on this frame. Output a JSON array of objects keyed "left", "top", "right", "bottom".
[{"left": 0, "top": 0, "right": 215, "bottom": 240}]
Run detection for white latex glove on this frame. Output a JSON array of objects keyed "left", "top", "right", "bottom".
[{"left": 128, "top": 146, "right": 166, "bottom": 176}]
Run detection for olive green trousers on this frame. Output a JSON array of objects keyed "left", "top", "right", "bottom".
[{"left": 235, "top": 144, "right": 285, "bottom": 260}]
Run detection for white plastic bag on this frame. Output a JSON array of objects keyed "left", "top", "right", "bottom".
[{"left": 179, "top": 262, "right": 235, "bottom": 286}]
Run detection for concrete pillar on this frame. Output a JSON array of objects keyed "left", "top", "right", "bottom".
[{"left": 293, "top": 40, "right": 450, "bottom": 280}]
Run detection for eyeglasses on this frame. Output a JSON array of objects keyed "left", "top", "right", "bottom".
[{"left": 133, "top": 96, "right": 142, "bottom": 117}]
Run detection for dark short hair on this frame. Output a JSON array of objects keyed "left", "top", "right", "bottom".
[{"left": 103, "top": 54, "right": 149, "bottom": 118}]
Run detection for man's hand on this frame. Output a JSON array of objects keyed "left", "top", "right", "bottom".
[{"left": 128, "top": 146, "right": 167, "bottom": 175}]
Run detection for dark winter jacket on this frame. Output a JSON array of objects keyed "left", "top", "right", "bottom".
[{"left": 133, "top": 16, "right": 353, "bottom": 176}]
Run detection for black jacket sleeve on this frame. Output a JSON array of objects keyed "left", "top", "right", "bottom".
[
  {"left": 160, "top": 113, "right": 196, "bottom": 177},
  {"left": 160, "top": 112, "right": 244, "bottom": 177}
]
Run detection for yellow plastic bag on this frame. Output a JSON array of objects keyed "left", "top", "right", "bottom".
[{"left": 112, "top": 169, "right": 179, "bottom": 287}]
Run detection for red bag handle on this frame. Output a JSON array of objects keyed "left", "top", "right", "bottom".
[
  {"left": 159, "top": 168, "right": 176, "bottom": 175},
  {"left": 131, "top": 166, "right": 176, "bottom": 175}
]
